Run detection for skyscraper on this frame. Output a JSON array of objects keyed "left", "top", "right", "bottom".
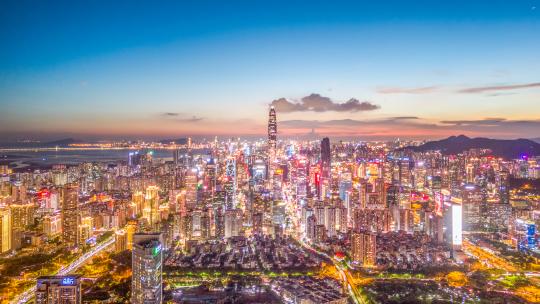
[
  {"left": 320, "top": 137, "right": 331, "bottom": 175},
  {"left": 143, "top": 186, "right": 160, "bottom": 228},
  {"left": 224, "top": 157, "right": 237, "bottom": 209},
  {"left": 115, "top": 229, "right": 127, "bottom": 252},
  {"left": 132, "top": 233, "right": 163, "bottom": 304},
  {"left": 35, "top": 275, "right": 82, "bottom": 304},
  {"left": 499, "top": 169, "right": 510, "bottom": 205},
  {"left": 10, "top": 202, "right": 35, "bottom": 231},
  {"left": 185, "top": 169, "right": 198, "bottom": 207},
  {"left": 43, "top": 214, "right": 62, "bottom": 237},
  {"left": 224, "top": 209, "right": 242, "bottom": 238},
  {"left": 268, "top": 106, "right": 277, "bottom": 154},
  {"left": 126, "top": 220, "right": 137, "bottom": 250},
  {"left": 320, "top": 137, "right": 331, "bottom": 197},
  {"left": 61, "top": 185, "right": 79, "bottom": 248},
  {"left": 351, "top": 232, "right": 377, "bottom": 267},
  {"left": 0, "top": 207, "right": 11, "bottom": 253}
]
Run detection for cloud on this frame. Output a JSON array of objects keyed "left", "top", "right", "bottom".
[
  {"left": 486, "top": 92, "right": 517, "bottom": 97},
  {"left": 280, "top": 117, "right": 436, "bottom": 129},
  {"left": 390, "top": 116, "right": 419, "bottom": 120},
  {"left": 270, "top": 93, "right": 379, "bottom": 113},
  {"left": 279, "top": 117, "right": 540, "bottom": 139},
  {"left": 377, "top": 86, "right": 439, "bottom": 94},
  {"left": 177, "top": 116, "right": 204, "bottom": 122},
  {"left": 440, "top": 118, "right": 507, "bottom": 126},
  {"left": 161, "top": 112, "right": 180, "bottom": 117},
  {"left": 159, "top": 112, "right": 203, "bottom": 122},
  {"left": 439, "top": 118, "right": 540, "bottom": 129},
  {"left": 458, "top": 82, "right": 540, "bottom": 93}
]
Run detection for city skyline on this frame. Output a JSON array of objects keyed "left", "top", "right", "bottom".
[
  {"left": 1, "top": 1, "right": 540, "bottom": 141},
  {"left": 2, "top": 3, "right": 540, "bottom": 303}
]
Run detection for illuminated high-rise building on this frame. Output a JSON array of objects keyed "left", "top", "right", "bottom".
[
  {"left": 132, "top": 191, "right": 144, "bottom": 217},
  {"left": 268, "top": 106, "right": 277, "bottom": 155},
  {"left": 461, "top": 185, "right": 485, "bottom": 231},
  {"left": 144, "top": 186, "right": 160, "bottom": 228},
  {"left": 451, "top": 204, "right": 462, "bottom": 250},
  {"left": 324, "top": 206, "right": 336, "bottom": 237},
  {"left": 351, "top": 232, "right": 377, "bottom": 267},
  {"left": 338, "top": 172, "right": 352, "bottom": 201},
  {"left": 224, "top": 157, "right": 237, "bottom": 209},
  {"left": 306, "top": 214, "right": 316, "bottom": 240},
  {"left": 115, "top": 229, "right": 127, "bottom": 252},
  {"left": 499, "top": 169, "right": 510, "bottom": 205},
  {"left": 398, "top": 158, "right": 412, "bottom": 187},
  {"left": 78, "top": 224, "right": 91, "bottom": 246},
  {"left": 189, "top": 209, "right": 210, "bottom": 240},
  {"left": 185, "top": 169, "right": 198, "bottom": 207},
  {"left": 35, "top": 275, "right": 82, "bottom": 304},
  {"left": 126, "top": 220, "right": 137, "bottom": 250},
  {"left": 132, "top": 233, "right": 163, "bottom": 304},
  {"left": 0, "top": 165, "right": 11, "bottom": 175},
  {"left": 191, "top": 210, "right": 203, "bottom": 239},
  {"left": 10, "top": 181, "right": 27, "bottom": 201},
  {"left": 0, "top": 207, "right": 11, "bottom": 253},
  {"left": 128, "top": 151, "right": 142, "bottom": 167},
  {"left": 224, "top": 209, "right": 242, "bottom": 238},
  {"left": 52, "top": 170, "right": 68, "bottom": 187},
  {"left": 9, "top": 202, "right": 34, "bottom": 231},
  {"left": 205, "top": 158, "right": 217, "bottom": 194},
  {"left": 466, "top": 163, "right": 475, "bottom": 183},
  {"left": 320, "top": 137, "right": 331, "bottom": 180},
  {"left": 43, "top": 214, "right": 62, "bottom": 237},
  {"left": 61, "top": 185, "right": 79, "bottom": 248}
]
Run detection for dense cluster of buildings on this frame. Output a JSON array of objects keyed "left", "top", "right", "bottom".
[
  {"left": 1, "top": 107, "right": 539, "bottom": 303},
  {"left": 271, "top": 276, "right": 348, "bottom": 304},
  {"left": 166, "top": 235, "right": 322, "bottom": 270}
]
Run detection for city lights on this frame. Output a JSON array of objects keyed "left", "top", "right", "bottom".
[{"left": 1, "top": 2, "right": 539, "bottom": 303}]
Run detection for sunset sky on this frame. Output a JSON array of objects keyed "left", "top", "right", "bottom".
[{"left": 1, "top": 1, "right": 539, "bottom": 141}]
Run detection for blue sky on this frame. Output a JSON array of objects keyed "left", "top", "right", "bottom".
[{"left": 1, "top": 0, "right": 539, "bottom": 141}]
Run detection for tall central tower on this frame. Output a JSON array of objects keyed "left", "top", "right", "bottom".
[
  {"left": 268, "top": 106, "right": 277, "bottom": 155},
  {"left": 320, "top": 137, "right": 331, "bottom": 179}
]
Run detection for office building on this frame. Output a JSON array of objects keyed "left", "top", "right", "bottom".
[
  {"left": 268, "top": 106, "right": 277, "bottom": 155},
  {"left": 35, "top": 275, "right": 82, "bottom": 304},
  {"left": 61, "top": 185, "right": 79, "bottom": 248},
  {"left": 0, "top": 207, "right": 11, "bottom": 253},
  {"left": 132, "top": 233, "right": 163, "bottom": 304},
  {"left": 351, "top": 232, "right": 377, "bottom": 267}
]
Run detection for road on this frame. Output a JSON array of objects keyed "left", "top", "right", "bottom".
[
  {"left": 298, "top": 239, "right": 367, "bottom": 304},
  {"left": 280, "top": 184, "right": 368, "bottom": 304},
  {"left": 462, "top": 239, "right": 518, "bottom": 272},
  {"left": 11, "top": 236, "right": 115, "bottom": 304}
]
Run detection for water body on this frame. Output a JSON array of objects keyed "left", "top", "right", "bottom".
[{"left": 0, "top": 149, "right": 174, "bottom": 169}]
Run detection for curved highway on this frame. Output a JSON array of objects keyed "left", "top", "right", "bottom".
[{"left": 11, "top": 236, "right": 115, "bottom": 304}]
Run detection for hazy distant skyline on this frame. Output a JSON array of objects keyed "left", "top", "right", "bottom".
[{"left": 1, "top": 1, "right": 539, "bottom": 141}]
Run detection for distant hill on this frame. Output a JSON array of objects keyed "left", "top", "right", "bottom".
[
  {"left": 403, "top": 135, "right": 540, "bottom": 159},
  {"left": 0, "top": 138, "right": 81, "bottom": 148},
  {"left": 43, "top": 138, "right": 80, "bottom": 146}
]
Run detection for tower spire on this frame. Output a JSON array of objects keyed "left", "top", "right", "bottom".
[{"left": 268, "top": 106, "right": 277, "bottom": 154}]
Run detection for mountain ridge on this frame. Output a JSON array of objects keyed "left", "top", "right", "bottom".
[{"left": 402, "top": 135, "right": 540, "bottom": 159}]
